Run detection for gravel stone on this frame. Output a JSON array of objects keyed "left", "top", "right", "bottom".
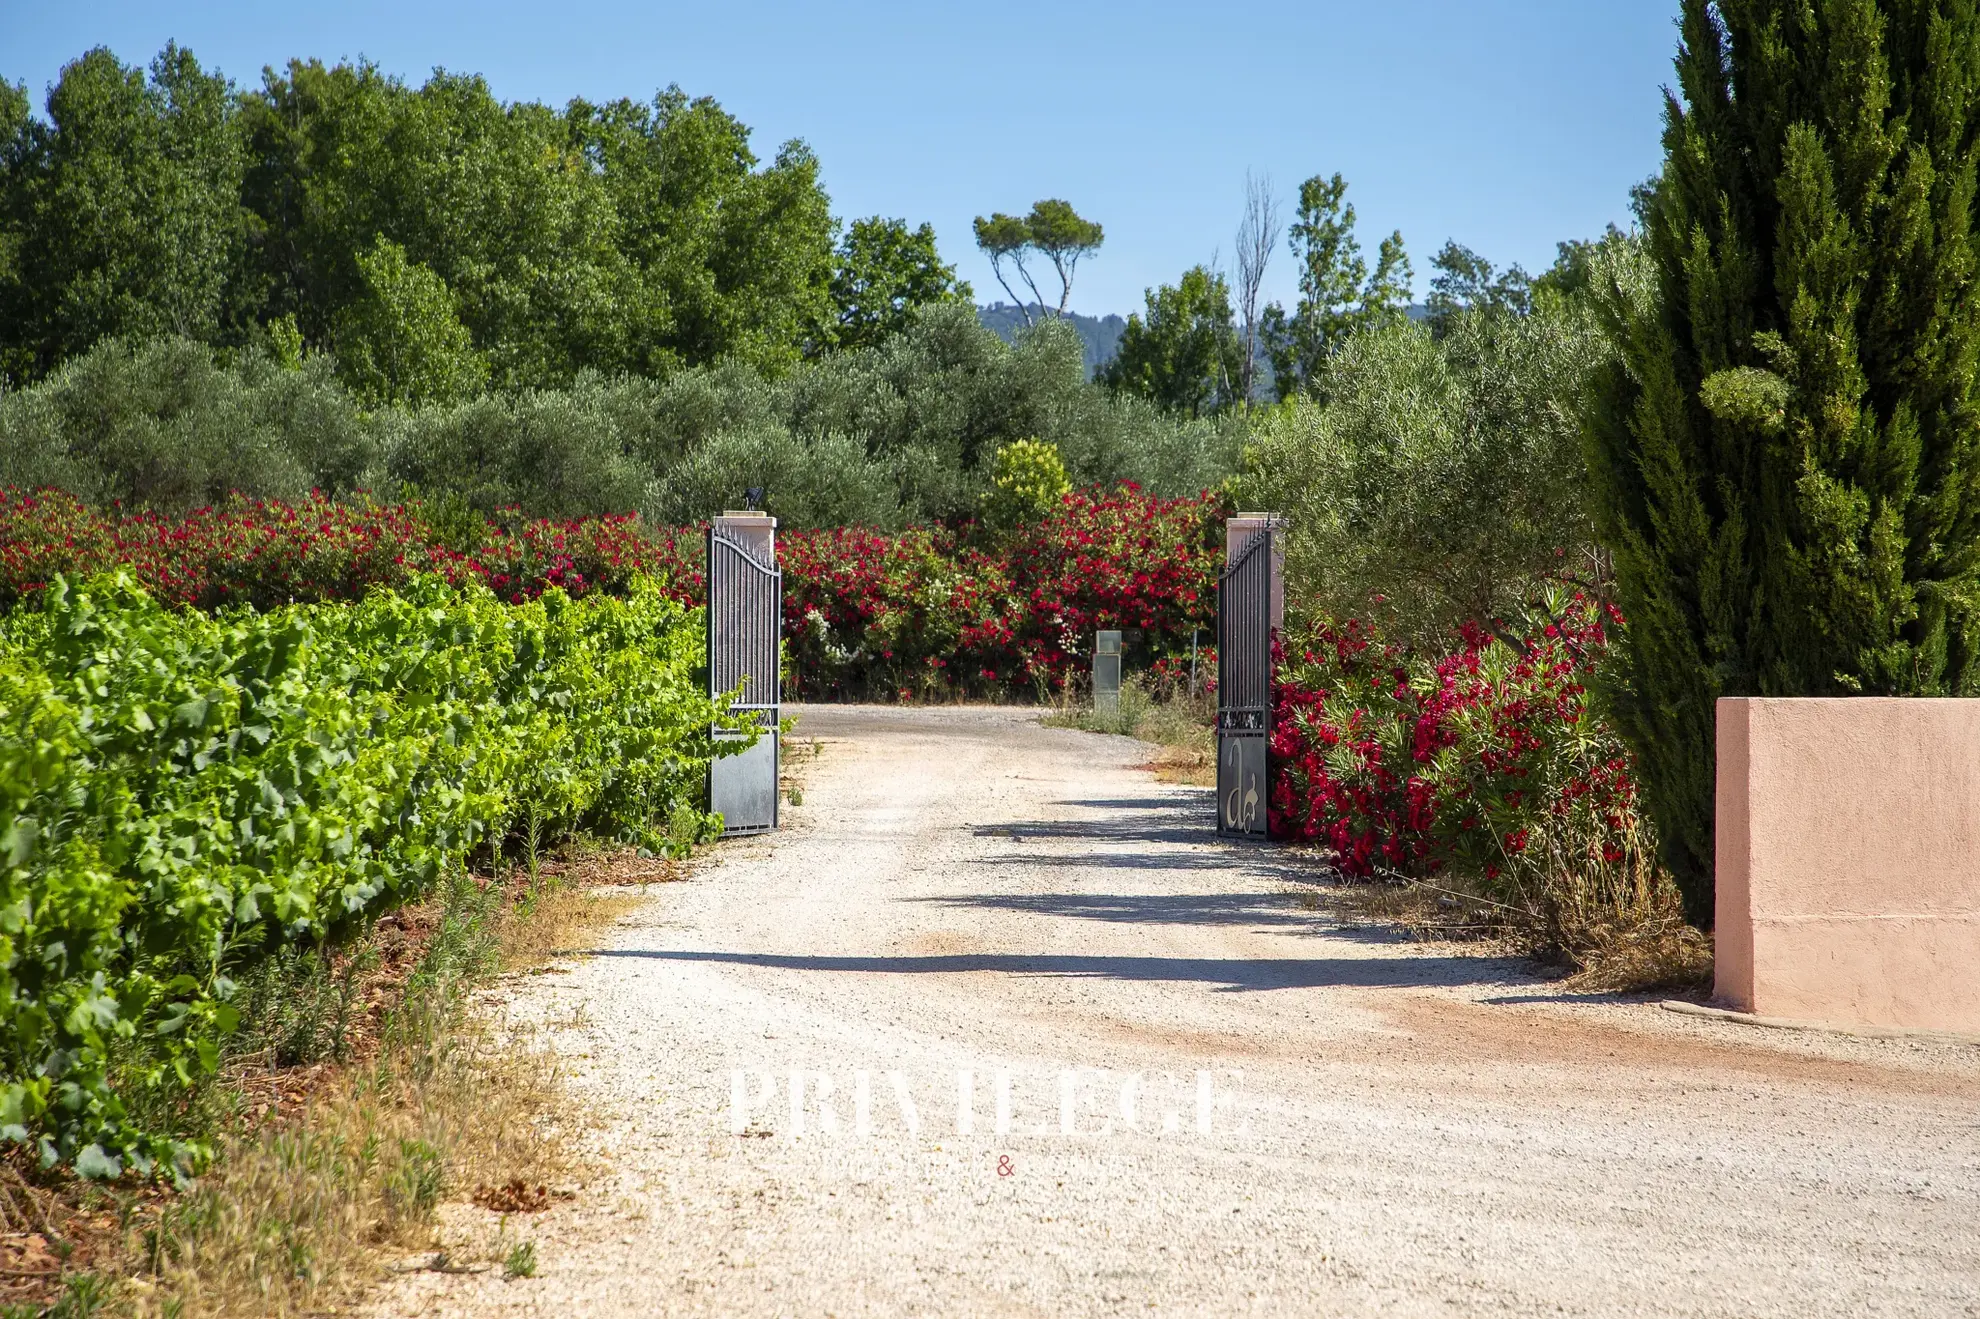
[{"left": 367, "top": 705, "right": 1980, "bottom": 1317}]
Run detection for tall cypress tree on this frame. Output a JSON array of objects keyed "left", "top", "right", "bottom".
[{"left": 1587, "top": 0, "right": 1980, "bottom": 923}]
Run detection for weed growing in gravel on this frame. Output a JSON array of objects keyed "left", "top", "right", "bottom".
[
  {"left": 504, "top": 1240, "right": 538, "bottom": 1279},
  {"left": 779, "top": 735, "right": 824, "bottom": 808},
  {"left": 1044, "top": 676, "right": 1215, "bottom": 785}
]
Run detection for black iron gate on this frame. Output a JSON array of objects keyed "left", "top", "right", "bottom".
[
  {"left": 1217, "top": 523, "right": 1274, "bottom": 838},
  {"left": 708, "top": 527, "right": 782, "bottom": 835}
]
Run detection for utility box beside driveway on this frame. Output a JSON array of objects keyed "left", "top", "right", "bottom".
[{"left": 1093, "top": 630, "right": 1122, "bottom": 717}]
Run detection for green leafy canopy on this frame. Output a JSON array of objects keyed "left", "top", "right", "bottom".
[
  {"left": 0, "top": 574, "right": 736, "bottom": 1175},
  {"left": 1260, "top": 173, "right": 1412, "bottom": 400}
]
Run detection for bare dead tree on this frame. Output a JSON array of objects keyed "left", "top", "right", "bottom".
[
  {"left": 1234, "top": 172, "right": 1281, "bottom": 407},
  {"left": 1208, "top": 245, "right": 1238, "bottom": 408}
]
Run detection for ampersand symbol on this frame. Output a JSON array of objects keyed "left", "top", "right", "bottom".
[{"left": 995, "top": 1155, "right": 1014, "bottom": 1178}]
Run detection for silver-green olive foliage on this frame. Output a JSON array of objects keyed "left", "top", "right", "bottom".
[{"left": 1240, "top": 267, "right": 1613, "bottom": 649}]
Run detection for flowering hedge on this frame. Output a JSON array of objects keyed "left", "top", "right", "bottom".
[
  {"left": 777, "top": 526, "right": 970, "bottom": 700},
  {"left": 2, "top": 485, "right": 1221, "bottom": 701},
  {"left": 1269, "top": 591, "right": 1651, "bottom": 893},
  {"left": 775, "top": 487, "right": 1222, "bottom": 699},
  {"left": 968, "top": 486, "right": 1221, "bottom": 690},
  {"left": 0, "top": 488, "right": 701, "bottom": 613}
]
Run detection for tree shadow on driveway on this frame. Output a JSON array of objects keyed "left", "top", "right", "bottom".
[
  {"left": 972, "top": 817, "right": 1210, "bottom": 847},
  {"left": 909, "top": 891, "right": 1326, "bottom": 929},
  {"left": 903, "top": 889, "right": 1477, "bottom": 953},
  {"left": 581, "top": 948, "right": 1526, "bottom": 991},
  {"left": 966, "top": 849, "right": 1317, "bottom": 880},
  {"left": 1051, "top": 796, "right": 1212, "bottom": 811},
  {"left": 969, "top": 796, "right": 1222, "bottom": 848}
]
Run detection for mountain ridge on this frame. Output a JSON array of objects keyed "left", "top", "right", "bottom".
[
  {"left": 976, "top": 303, "right": 1126, "bottom": 379},
  {"left": 977, "top": 301, "right": 1435, "bottom": 383}
]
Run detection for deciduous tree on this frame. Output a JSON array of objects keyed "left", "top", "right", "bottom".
[
  {"left": 1424, "top": 241, "right": 1531, "bottom": 337},
  {"left": 239, "top": 62, "right": 633, "bottom": 387},
  {"left": 0, "top": 46, "right": 244, "bottom": 378},
  {"left": 826, "top": 216, "right": 970, "bottom": 351},
  {"left": 1232, "top": 171, "right": 1280, "bottom": 406},
  {"left": 1260, "top": 173, "right": 1410, "bottom": 399},
  {"left": 568, "top": 87, "right": 834, "bottom": 376},
  {"left": 1098, "top": 265, "right": 1245, "bottom": 416},
  {"left": 333, "top": 236, "right": 487, "bottom": 405}
]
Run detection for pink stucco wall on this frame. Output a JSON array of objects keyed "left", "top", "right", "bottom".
[{"left": 1715, "top": 697, "right": 1980, "bottom": 1031}]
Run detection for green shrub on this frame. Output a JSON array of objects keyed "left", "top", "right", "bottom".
[
  {"left": 1238, "top": 300, "right": 1603, "bottom": 645},
  {"left": 980, "top": 438, "right": 1071, "bottom": 529},
  {"left": 783, "top": 304, "right": 1242, "bottom": 519},
  {"left": 1058, "top": 391, "right": 1242, "bottom": 503},
  {"left": 0, "top": 308, "right": 1241, "bottom": 527},
  {"left": 383, "top": 379, "right": 657, "bottom": 518},
  {"left": 0, "top": 337, "right": 379, "bottom": 512},
  {"left": 0, "top": 573, "right": 733, "bottom": 1177},
  {"left": 646, "top": 423, "right": 901, "bottom": 529}
]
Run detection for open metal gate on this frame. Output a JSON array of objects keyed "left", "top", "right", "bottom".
[
  {"left": 1217, "top": 523, "right": 1275, "bottom": 838},
  {"left": 708, "top": 526, "right": 782, "bottom": 836}
]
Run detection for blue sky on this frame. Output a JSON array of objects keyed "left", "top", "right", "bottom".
[{"left": 3, "top": 0, "right": 1683, "bottom": 317}]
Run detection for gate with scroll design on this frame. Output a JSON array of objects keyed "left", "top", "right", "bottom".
[
  {"left": 1217, "top": 522, "right": 1276, "bottom": 838},
  {"left": 708, "top": 526, "right": 782, "bottom": 836}
]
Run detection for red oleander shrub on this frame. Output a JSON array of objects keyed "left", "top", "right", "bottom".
[
  {"left": 778, "top": 526, "right": 970, "bottom": 701},
  {"left": 1270, "top": 591, "right": 1649, "bottom": 889},
  {"left": 685, "top": 486, "right": 1221, "bottom": 700},
  {"left": 2, "top": 485, "right": 1223, "bottom": 702},
  {"left": 962, "top": 485, "right": 1222, "bottom": 691},
  {"left": 0, "top": 489, "right": 702, "bottom": 611}
]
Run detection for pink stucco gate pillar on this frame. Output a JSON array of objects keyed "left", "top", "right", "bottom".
[{"left": 1715, "top": 697, "right": 1980, "bottom": 1031}]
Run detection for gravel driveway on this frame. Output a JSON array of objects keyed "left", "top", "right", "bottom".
[{"left": 370, "top": 705, "right": 1980, "bottom": 1317}]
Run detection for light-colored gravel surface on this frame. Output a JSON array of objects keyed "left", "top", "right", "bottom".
[{"left": 370, "top": 705, "right": 1980, "bottom": 1317}]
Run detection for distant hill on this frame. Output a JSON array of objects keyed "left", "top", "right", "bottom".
[
  {"left": 978, "top": 301, "right": 1434, "bottom": 386},
  {"left": 977, "top": 304, "right": 1126, "bottom": 379}
]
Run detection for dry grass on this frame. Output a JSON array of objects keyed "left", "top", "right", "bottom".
[
  {"left": 1328, "top": 853, "right": 1713, "bottom": 996},
  {"left": 1043, "top": 676, "right": 1217, "bottom": 787},
  {"left": 1328, "top": 876, "right": 1520, "bottom": 949},
  {"left": 1541, "top": 856, "right": 1715, "bottom": 995},
  {"left": 1146, "top": 741, "right": 1215, "bottom": 786},
  {"left": 24, "top": 843, "right": 672, "bottom": 1319},
  {"left": 128, "top": 1012, "right": 569, "bottom": 1318},
  {"left": 778, "top": 735, "right": 825, "bottom": 809},
  {"left": 498, "top": 845, "right": 674, "bottom": 970}
]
